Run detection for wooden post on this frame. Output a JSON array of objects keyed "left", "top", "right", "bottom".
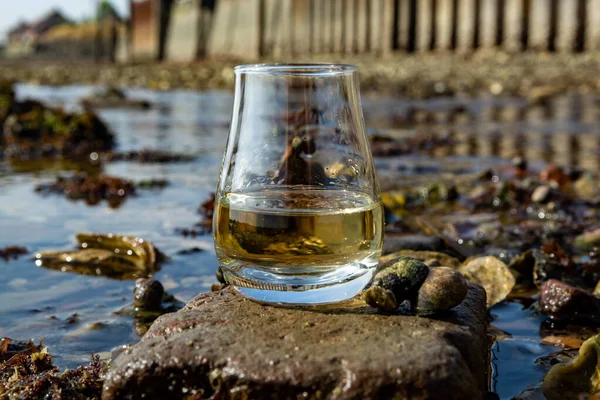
[
  {"left": 456, "top": 0, "right": 475, "bottom": 51},
  {"left": 556, "top": 0, "right": 578, "bottom": 52},
  {"left": 356, "top": 0, "right": 368, "bottom": 53},
  {"left": 529, "top": 0, "right": 550, "bottom": 50},
  {"left": 504, "top": 0, "right": 521, "bottom": 51},
  {"left": 479, "top": 0, "right": 495, "bottom": 48},
  {"left": 397, "top": 0, "right": 411, "bottom": 50},
  {"left": 436, "top": 0, "right": 454, "bottom": 50},
  {"left": 416, "top": 0, "right": 433, "bottom": 51},
  {"left": 343, "top": 0, "right": 354, "bottom": 53},
  {"left": 380, "top": 0, "right": 394, "bottom": 55},
  {"left": 586, "top": 0, "right": 600, "bottom": 50},
  {"left": 548, "top": 0, "right": 558, "bottom": 51},
  {"left": 322, "top": 0, "right": 331, "bottom": 52},
  {"left": 331, "top": 0, "right": 343, "bottom": 53}
]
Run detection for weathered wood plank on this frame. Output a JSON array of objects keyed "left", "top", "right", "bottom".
[
  {"left": 529, "top": 0, "right": 550, "bottom": 50},
  {"left": 356, "top": 0, "right": 368, "bottom": 52},
  {"left": 397, "top": 0, "right": 411, "bottom": 50},
  {"left": 456, "top": 0, "right": 475, "bottom": 51},
  {"left": 503, "top": 0, "right": 522, "bottom": 51},
  {"left": 293, "top": 0, "right": 311, "bottom": 55},
  {"left": 586, "top": 0, "right": 600, "bottom": 50},
  {"left": 331, "top": 0, "right": 344, "bottom": 53},
  {"left": 556, "top": 0, "right": 578, "bottom": 52},
  {"left": 380, "top": 0, "right": 395, "bottom": 55},
  {"left": 417, "top": 0, "right": 433, "bottom": 51},
  {"left": 477, "top": 0, "right": 495, "bottom": 48},
  {"left": 369, "top": 0, "right": 382, "bottom": 53}
]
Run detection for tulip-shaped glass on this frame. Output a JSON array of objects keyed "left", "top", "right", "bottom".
[{"left": 214, "top": 64, "right": 383, "bottom": 305}]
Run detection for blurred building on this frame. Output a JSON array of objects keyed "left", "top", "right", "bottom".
[{"left": 5, "top": 10, "right": 71, "bottom": 57}]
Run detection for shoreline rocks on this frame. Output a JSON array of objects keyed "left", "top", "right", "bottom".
[{"left": 103, "top": 285, "right": 488, "bottom": 400}]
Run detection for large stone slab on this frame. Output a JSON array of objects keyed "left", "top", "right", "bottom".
[{"left": 102, "top": 283, "right": 488, "bottom": 400}]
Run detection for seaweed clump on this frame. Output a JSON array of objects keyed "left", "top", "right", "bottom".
[
  {"left": 0, "top": 339, "right": 106, "bottom": 399},
  {"left": 0, "top": 245, "right": 28, "bottom": 262},
  {"left": 0, "top": 80, "right": 114, "bottom": 160},
  {"left": 35, "top": 173, "right": 136, "bottom": 208}
]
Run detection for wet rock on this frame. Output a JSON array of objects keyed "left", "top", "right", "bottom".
[
  {"left": 0, "top": 245, "right": 28, "bottom": 262},
  {"left": 540, "top": 164, "right": 570, "bottom": 187},
  {"left": 540, "top": 280, "right": 600, "bottom": 325},
  {"left": 81, "top": 87, "right": 151, "bottom": 110},
  {"left": 459, "top": 256, "right": 515, "bottom": 308},
  {"left": 510, "top": 246, "right": 576, "bottom": 288},
  {"left": 574, "top": 172, "right": 600, "bottom": 203},
  {"left": 509, "top": 250, "right": 537, "bottom": 283},
  {"left": 512, "top": 156, "right": 528, "bottom": 171},
  {"left": 416, "top": 267, "right": 469, "bottom": 316},
  {"left": 575, "top": 228, "right": 600, "bottom": 250},
  {"left": 531, "top": 185, "right": 551, "bottom": 203},
  {"left": 381, "top": 191, "right": 406, "bottom": 217},
  {"left": 381, "top": 250, "right": 461, "bottom": 269},
  {"left": 535, "top": 349, "right": 579, "bottom": 367},
  {"left": 511, "top": 383, "right": 546, "bottom": 400},
  {"left": 366, "top": 257, "right": 430, "bottom": 308},
  {"left": 136, "top": 179, "right": 169, "bottom": 190},
  {"left": 382, "top": 234, "right": 443, "bottom": 254},
  {"left": 102, "top": 150, "right": 195, "bottom": 164},
  {"left": 133, "top": 279, "right": 164, "bottom": 311},
  {"left": 103, "top": 285, "right": 488, "bottom": 400},
  {"left": 542, "top": 333, "right": 600, "bottom": 400}
]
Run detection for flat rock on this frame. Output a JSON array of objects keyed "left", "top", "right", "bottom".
[{"left": 102, "top": 283, "right": 488, "bottom": 400}]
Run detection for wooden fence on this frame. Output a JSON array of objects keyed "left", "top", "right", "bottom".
[{"left": 133, "top": 0, "right": 600, "bottom": 62}]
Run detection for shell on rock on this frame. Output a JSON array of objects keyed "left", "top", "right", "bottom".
[
  {"left": 416, "top": 267, "right": 468, "bottom": 316},
  {"left": 459, "top": 256, "right": 515, "bottom": 308},
  {"left": 371, "top": 257, "right": 430, "bottom": 301},
  {"left": 364, "top": 286, "right": 398, "bottom": 312},
  {"left": 133, "top": 279, "right": 164, "bottom": 311}
]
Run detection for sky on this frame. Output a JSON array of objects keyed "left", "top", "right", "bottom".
[{"left": 0, "top": 0, "right": 129, "bottom": 43}]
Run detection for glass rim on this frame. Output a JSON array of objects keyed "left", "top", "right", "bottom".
[{"left": 234, "top": 63, "right": 358, "bottom": 76}]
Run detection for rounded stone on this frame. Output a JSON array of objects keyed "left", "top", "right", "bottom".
[
  {"left": 133, "top": 279, "right": 164, "bottom": 311},
  {"left": 416, "top": 267, "right": 469, "bottom": 316}
]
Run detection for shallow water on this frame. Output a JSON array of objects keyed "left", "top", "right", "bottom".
[{"left": 2, "top": 84, "right": 599, "bottom": 398}]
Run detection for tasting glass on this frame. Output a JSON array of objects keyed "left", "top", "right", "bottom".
[{"left": 214, "top": 64, "right": 383, "bottom": 305}]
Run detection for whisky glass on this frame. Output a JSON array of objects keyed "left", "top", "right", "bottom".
[{"left": 213, "top": 64, "right": 383, "bottom": 305}]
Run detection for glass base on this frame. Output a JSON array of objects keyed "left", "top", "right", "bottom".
[{"left": 221, "top": 262, "right": 376, "bottom": 305}]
